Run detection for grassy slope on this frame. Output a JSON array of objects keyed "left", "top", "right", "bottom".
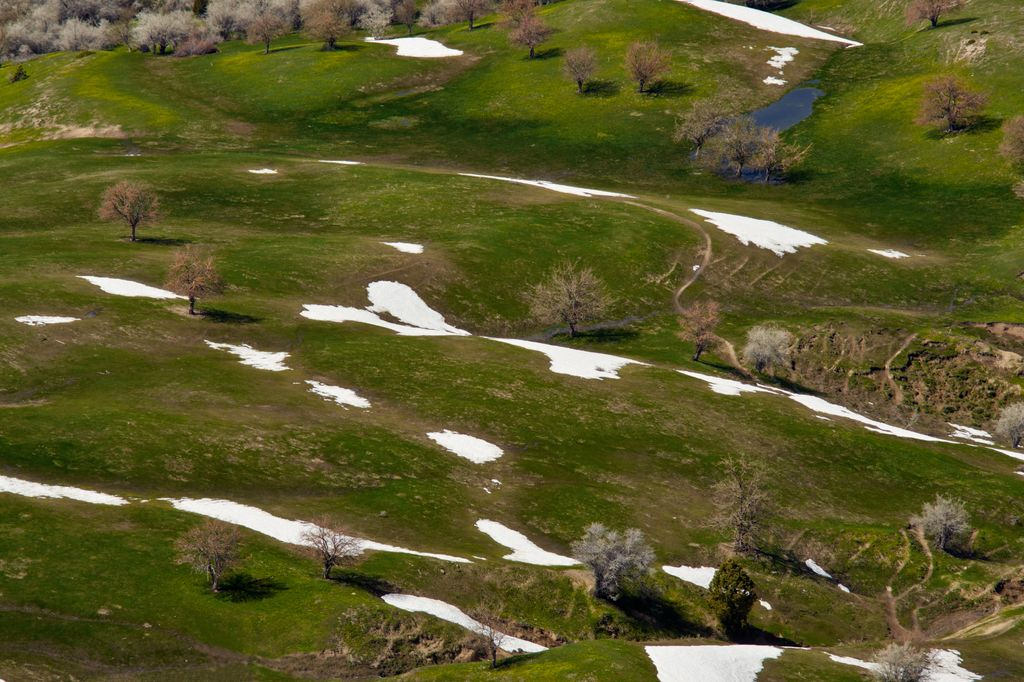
[{"left": 3, "top": 0, "right": 1024, "bottom": 678}]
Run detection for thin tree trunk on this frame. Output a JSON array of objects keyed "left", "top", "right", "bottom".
[
  {"left": 529, "top": 45, "right": 535, "bottom": 58},
  {"left": 577, "top": 80, "right": 583, "bottom": 94},
  {"left": 130, "top": 222, "right": 137, "bottom": 241},
  {"left": 265, "top": 38, "right": 270, "bottom": 54},
  {"left": 208, "top": 563, "right": 218, "bottom": 591},
  {"left": 323, "top": 561, "right": 332, "bottom": 579},
  {"left": 188, "top": 296, "right": 196, "bottom": 315},
  {"left": 468, "top": 12, "right": 474, "bottom": 29}
]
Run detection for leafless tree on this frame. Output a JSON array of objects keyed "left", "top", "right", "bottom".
[
  {"left": 911, "top": 494, "right": 971, "bottom": 554},
  {"left": 563, "top": 46, "right": 596, "bottom": 94},
  {"left": 673, "top": 99, "right": 728, "bottom": 157},
  {"left": 994, "top": 402, "right": 1024, "bottom": 448},
  {"left": 526, "top": 261, "right": 612, "bottom": 337},
  {"left": 392, "top": 0, "right": 417, "bottom": 34},
  {"left": 999, "top": 115, "right": 1024, "bottom": 167},
  {"left": 871, "top": 642, "right": 934, "bottom": 682},
  {"left": 470, "top": 602, "right": 509, "bottom": 668},
  {"left": 571, "top": 523, "right": 654, "bottom": 600},
  {"left": 132, "top": 10, "right": 194, "bottom": 53},
  {"left": 246, "top": 0, "right": 289, "bottom": 53},
  {"left": 906, "top": 0, "right": 965, "bottom": 28},
  {"left": 508, "top": 13, "right": 549, "bottom": 58},
  {"left": 301, "top": 0, "right": 351, "bottom": 48},
  {"left": 359, "top": 4, "right": 392, "bottom": 37},
  {"left": 625, "top": 41, "right": 669, "bottom": 93},
  {"left": 742, "top": 325, "right": 792, "bottom": 373},
  {"left": 701, "top": 116, "right": 762, "bottom": 177},
  {"left": 754, "top": 127, "right": 810, "bottom": 183},
  {"left": 300, "top": 516, "right": 361, "bottom": 579},
  {"left": 712, "top": 456, "right": 771, "bottom": 554},
  {"left": 165, "top": 246, "right": 226, "bottom": 315},
  {"left": 98, "top": 180, "right": 159, "bottom": 242},
  {"left": 916, "top": 75, "right": 987, "bottom": 133},
  {"left": 449, "top": 0, "right": 491, "bottom": 29},
  {"left": 176, "top": 519, "right": 240, "bottom": 592},
  {"left": 678, "top": 300, "right": 719, "bottom": 362}
]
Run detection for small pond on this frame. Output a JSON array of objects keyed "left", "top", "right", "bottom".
[{"left": 751, "top": 85, "right": 825, "bottom": 131}]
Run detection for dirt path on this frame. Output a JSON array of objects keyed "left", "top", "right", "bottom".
[{"left": 883, "top": 333, "right": 916, "bottom": 405}]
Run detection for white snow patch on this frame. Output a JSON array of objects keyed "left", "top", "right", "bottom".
[
  {"left": 805, "top": 558, "right": 833, "bottom": 579},
  {"left": 828, "top": 650, "right": 980, "bottom": 681},
  {"left": 838, "top": 583, "right": 851, "bottom": 593},
  {"left": 663, "top": 564, "right": 716, "bottom": 589},
  {"left": 868, "top": 249, "right": 911, "bottom": 259},
  {"left": 763, "top": 76, "right": 787, "bottom": 85},
  {"left": 381, "top": 241, "right": 424, "bottom": 254},
  {"left": 306, "top": 380, "right": 371, "bottom": 409},
  {"left": 381, "top": 594, "right": 546, "bottom": 652},
  {"left": 16, "top": 315, "right": 79, "bottom": 326},
  {"left": 948, "top": 423, "right": 994, "bottom": 445},
  {"left": 366, "top": 281, "right": 469, "bottom": 335},
  {"left": 163, "top": 497, "right": 469, "bottom": 562},
  {"left": 0, "top": 475, "right": 129, "bottom": 506},
  {"left": 204, "top": 341, "right": 290, "bottom": 372},
  {"left": 78, "top": 276, "right": 184, "bottom": 300},
  {"left": 475, "top": 519, "right": 578, "bottom": 566},
  {"left": 767, "top": 46, "right": 798, "bottom": 70},
  {"left": 690, "top": 209, "right": 828, "bottom": 257},
  {"left": 678, "top": 370, "right": 775, "bottom": 396},
  {"left": 784, "top": 393, "right": 952, "bottom": 443},
  {"left": 365, "top": 36, "right": 463, "bottom": 58},
  {"left": 317, "top": 159, "right": 362, "bottom": 165},
  {"left": 487, "top": 337, "right": 647, "bottom": 380},
  {"left": 427, "top": 430, "right": 503, "bottom": 464},
  {"left": 645, "top": 645, "right": 784, "bottom": 682},
  {"left": 759, "top": 599, "right": 772, "bottom": 610},
  {"left": 675, "top": 0, "right": 862, "bottom": 46},
  {"left": 248, "top": 168, "right": 277, "bottom": 174},
  {"left": 301, "top": 304, "right": 454, "bottom": 336},
  {"left": 459, "top": 172, "right": 635, "bottom": 199}
]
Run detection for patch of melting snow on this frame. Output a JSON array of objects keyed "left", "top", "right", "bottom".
[
  {"left": 366, "top": 281, "right": 469, "bottom": 335},
  {"left": 365, "top": 36, "right": 463, "bottom": 58},
  {"left": 163, "top": 497, "right": 469, "bottom": 563},
  {"left": 763, "top": 76, "right": 787, "bottom": 85},
  {"left": 381, "top": 594, "right": 546, "bottom": 652},
  {"left": 487, "top": 337, "right": 647, "bottom": 380},
  {"left": 948, "top": 423, "right": 994, "bottom": 445},
  {"left": 645, "top": 644, "right": 784, "bottom": 682},
  {"left": 678, "top": 370, "right": 774, "bottom": 396},
  {"left": 675, "top": 0, "right": 862, "bottom": 46},
  {"left": 690, "top": 209, "right": 828, "bottom": 257},
  {"left": 459, "top": 172, "right": 635, "bottom": 198},
  {"left": 306, "top": 380, "right": 371, "bottom": 409},
  {"left": 828, "top": 650, "right": 980, "bottom": 681},
  {"left": 427, "top": 430, "right": 503, "bottom": 464},
  {"left": 805, "top": 558, "right": 833, "bottom": 579},
  {"left": 475, "top": 519, "right": 579, "bottom": 566},
  {"left": 317, "top": 159, "right": 362, "bottom": 165},
  {"left": 838, "top": 583, "right": 850, "bottom": 593},
  {"left": 767, "top": 46, "right": 798, "bottom": 70},
  {"left": 248, "top": 168, "right": 277, "bottom": 174},
  {"left": 868, "top": 248, "right": 911, "bottom": 259},
  {"left": 0, "top": 475, "right": 129, "bottom": 506},
  {"left": 663, "top": 564, "right": 717, "bottom": 589},
  {"left": 381, "top": 241, "right": 424, "bottom": 254},
  {"left": 16, "top": 315, "right": 79, "bottom": 326},
  {"left": 759, "top": 599, "right": 772, "bottom": 610},
  {"left": 204, "top": 341, "right": 290, "bottom": 372},
  {"left": 78, "top": 276, "right": 184, "bottom": 300},
  {"left": 301, "top": 304, "right": 455, "bottom": 336}
]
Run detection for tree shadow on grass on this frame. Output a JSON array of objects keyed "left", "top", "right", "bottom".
[
  {"left": 331, "top": 43, "right": 367, "bottom": 52},
  {"left": 268, "top": 45, "right": 304, "bottom": 54},
  {"left": 937, "top": 16, "right": 978, "bottom": 28},
  {"left": 583, "top": 80, "right": 620, "bottom": 98},
  {"left": 733, "top": 626, "right": 800, "bottom": 647},
  {"left": 923, "top": 115, "right": 1002, "bottom": 141},
  {"left": 217, "top": 573, "right": 287, "bottom": 602},
  {"left": 135, "top": 237, "right": 191, "bottom": 246},
  {"left": 614, "top": 585, "right": 710, "bottom": 637},
  {"left": 201, "top": 308, "right": 262, "bottom": 324},
  {"left": 331, "top": 569, "right": 398, "bottom": 597},
  {"left": 531, "top": 47, "right": 563, "bottom": 60},
  {"left": 646, "top": 81, "right": 694, "bottom": 98}
]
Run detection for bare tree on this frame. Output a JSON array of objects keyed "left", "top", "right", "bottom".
[
  {"left": 470, "top": 602, "right": 509, "bottom": 668},
  {"left": 359, "top": 4, "right": 392, "bottom": 37},
  {"left": 571, "top": 523, "right": 654, "bottom": 600},
  {"left": 906, "top": 0, "right": 965, "bottom": 28},
  {"left": 526, "top": 261, "right": 611, "bottom": 337},
  {"left": 625, "top": 41, "right": 669, "bottom": 93},
  {"left": 98, "top": 181, "right": 159, "bottom": 242},
  {"left": 994, "top": 402, "right": 1024, "bottom": 448},
  {"left": 678, "top": 300, "right": 719, "bottom": 362},
  {"left": 449, "top": 0, "right": 491, "bottom": 29},
  {"left": 165, "top": 246, "right": 227, "bottom": 315},
  {"left": 754, "top": 127, "right": 810, "bottom": 184},
  {"left": 871, "top": 642, "right": 934, "bottom": 682},
  {"left": 246, "top": 0, "right": 289, "bottom": 53},
  {"left": 176, "top": 519, "right": 240, "bottom": 592},
  {"left": 508, "top": 13, "right": 550, "bottom": 58},
  {"left": 563, "top": 46, "right": 596, "bottom": 94},
  {"left": 302, "top": 0, "right": 351, "bottom": 48},
  {"left": 712, "top": 456, "right": 771, "bottom": 554},
  {"left": 393, "top": 0, "right": 417, "bottom": 34},
  {"left": 742, "top": 325, "right": 792, "bottom": 373},
  {"left": 673, "top": 99, "right": 728, "bottom": 158},
  {"left": 300, "top": 516, "right": 361, "bottom": 579},
  {"left": 911, "top": 494, "right": 971, "bottom": 554},
  {"left": 916, "top": 75, "right": 987, "bottom": 133},
  {"left": 701, "top": 116, "right": 763, "bottom": 178},
  {"left": 999, "top": 115, "right": 1024, "bottom": 167}
]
